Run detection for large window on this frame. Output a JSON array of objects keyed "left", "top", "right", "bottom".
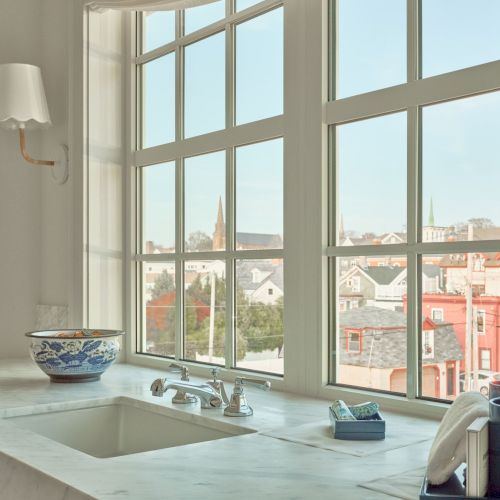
[
  {"left": 329, "top": 1, "right": 500, "bottom": 401},
  {"left": 134, "top": 1, "right": 284, "bottom": 375}
]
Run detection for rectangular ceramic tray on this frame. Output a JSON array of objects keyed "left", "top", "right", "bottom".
[{"left": 328, "top": 407, "right": 385, "bottom": 440}]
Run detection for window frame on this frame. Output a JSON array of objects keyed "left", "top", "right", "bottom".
[
  {"left": 345, "top": 329, "right": 361, "bottom": 354},
  {"left": 480, "top": 348, "right": 491, "bottom": 371},
  {"left": 120, "top": 0, "right": 495, "bottom": 418},
  {"left": 327, "top": 0, "right": 500, "bottom": 403},
  {"left": 127, "top": 0, "right": 286, "bottom": 378}
]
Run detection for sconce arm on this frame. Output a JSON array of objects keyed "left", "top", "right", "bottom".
[{"left": 19, "top": 128, "right": 55, "bottom": 166}]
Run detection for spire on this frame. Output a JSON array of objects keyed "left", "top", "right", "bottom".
[
  {"left": 212, "top": 196, "right": 226, "bottom": 251},
  {"left": 339, "top": 213, "right": 345, "bottom": 240},
  {"left": 428, "top": 197, "right": 435, "bottom": 227},
  {"left": 216, "top": 196, "right": 224, "bottom": 225}
]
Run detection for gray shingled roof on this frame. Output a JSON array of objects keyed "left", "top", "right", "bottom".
[
  {"left": 236, "top": 232, "right": 283, "bottom": 247},
  {"left": 362, "top": 266, "right": 404, "bottom": 285},
  {"left": 236, "top": 260, "right": 283, "bottom": 292},
  {"left": 423, "top": 264, "right": 441, "bottom": 278},
  {"left": 339, "top": 306, "right": 463, "bottom": 369}
]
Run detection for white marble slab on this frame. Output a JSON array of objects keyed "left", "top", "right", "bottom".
[
  {"left": 263, "top": 416, "right": 436, "bottom": 457},
  {"left": 0, "top": 359, "right": 439, "bottom": 499}
]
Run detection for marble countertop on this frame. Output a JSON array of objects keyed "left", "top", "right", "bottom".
[{"left": 0, "top": 360, "right": 439, "bottom": 499}]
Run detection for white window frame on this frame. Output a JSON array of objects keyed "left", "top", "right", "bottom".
[
  {"left": 112, "top": 0, "right": 500, "bottom": 418},
  {"left": 480, "top": 348, "right": 491, "bottom": 370},
  {"left": 126, "top": 0, "right": 286, "bottom": 380},
  {"left": 476, "top": 309, "right": 486, "bottom": 335},
  {"left": 326, "top": 0, "right": 500, "bottom": 405},
  {"left": 431, "top": 308, "right": 444, "bottom": 322}
]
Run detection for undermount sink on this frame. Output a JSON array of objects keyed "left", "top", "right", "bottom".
[{"left": 5, "top": 397, "right": 255, "bottom": 458}]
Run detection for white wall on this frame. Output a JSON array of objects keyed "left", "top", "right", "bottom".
[{"left": 0, "top": 0, "right": 71, "bottom": 357}]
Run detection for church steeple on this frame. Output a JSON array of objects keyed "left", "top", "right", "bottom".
[
  {"left": 428, "top": 197, "right": 435, "bottom": 227},
  {"left": 339, "top": 213, "right": 345, "bottom": 240},
  {"left": 212, "top": 196, "right": 226, "bottom": 250}
]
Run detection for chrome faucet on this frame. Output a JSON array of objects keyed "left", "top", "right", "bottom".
[
  {"left": 150, "top": 378, "right": 224, "bottom": 409},
  {"left": 206, "top": 367, "right": 229, "bottom": 406},
  {"left": 224, "top": 376, "right": 271, "bottom": 417},
  {"left": 166, "top": 363, "right": 197, "bottom": 404}
]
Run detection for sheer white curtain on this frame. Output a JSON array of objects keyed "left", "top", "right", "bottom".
[{"left": 85, "top": 0, "right": 217, "bottom": 11}]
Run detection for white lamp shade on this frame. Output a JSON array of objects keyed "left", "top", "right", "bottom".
[{"left": 0, "top": 64, "right": 51, "bottom": 130}]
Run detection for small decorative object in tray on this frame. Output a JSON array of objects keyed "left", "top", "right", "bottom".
[{"left": 329, "top": 401, "right": 385, "bottom": 440}]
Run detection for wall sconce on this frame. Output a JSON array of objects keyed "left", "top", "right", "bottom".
[{"left": 0, "top": 63, "right": 69, "bottom": 185}]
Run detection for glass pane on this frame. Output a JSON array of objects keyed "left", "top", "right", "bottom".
[
  {"left": 184, "top": 151, "right": 226, "bottom": 252},
  {"left": 236, "top": 259, "right": 284, "bottom": 374},
  {"left": 143, "top": 11, "right": 175, "bottom": 53},
  {"left": 337, "top": 112, "right": 406, "bottom": 245},
  {"left": 236, "top": 0, "right": 261, "bottom": 11},
  {"left": 143, "top": 162, "right": 175, "bottom": 253},
  {"left": 336, "top": 0, "right": 406, "bottom": 99},
  {"left": 184, "top": 32, "right": 225, "bottom": 138},
  {"left": 337, "top": 255, "right": 407, "bottom": 393},
  {"left": 142, "top": 53, "right": 175, "bottom": 148},
  {"left": 236, "top": 139, "right": 283, "bottom": 250},
  {"left": 236, "top": 8, "right": 283, "bottom": 125},
  {"left": 184, "top": 260, "right": 226, "bottom": 364},
  {"left": 184, "top": 0, "right": 225, "bottom": 35},
  {"left": 422, "top": 92, "right": 500, "bottom": 242},
  {"left": 421, "top": 253, "right": 499, "bottom": 401},
  {"left": 143, "top": 262, "right": 176, "bottom": 357},
  {"left": 422, "top": 0, "right": 500, "bottom": 78}
]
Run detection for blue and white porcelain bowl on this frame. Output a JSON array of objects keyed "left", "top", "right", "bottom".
[{"left": 26, "top": 329, "right": 125, "bottom": 383}]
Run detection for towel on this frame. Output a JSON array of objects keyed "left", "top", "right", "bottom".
[{"left": 426, "top": 391, "right": 488, "bottom": 485}]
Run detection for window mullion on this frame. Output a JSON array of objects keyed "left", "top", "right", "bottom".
[
  {"left": 225, "top": 148, "right": 235, "bottom": 369},
  {"left": 405, "top": 0, "right": 420, "bottom": 399},
  {"left": 175, "top": 158, "right": 184, "bottom": 360}
]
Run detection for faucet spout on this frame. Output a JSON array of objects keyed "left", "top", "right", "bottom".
[{"left": 165, "top": 381, "right": 223, "bottom": 409}]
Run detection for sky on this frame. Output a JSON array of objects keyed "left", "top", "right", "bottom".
[
  {"left": 143, "top": 2, "right": 283, "bottom": 248},
  {"left": 338, "top": 0, "right": 500, "bottom": 237},
  {"left": 143, "top": 0, "right": 500, "bottom": 246}
]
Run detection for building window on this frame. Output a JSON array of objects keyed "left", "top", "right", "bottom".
[
  {"left": 135, "top": 2, "right": 285, "bottom": 375},
  {"left": 431, "top": 308, "right": 444, "bottom": 322},
  {"left": 329, "top": 1, "right": 500, "bottom": 400},
  {"left": 346, "top": 330, "right": 361, "bottom": 353},
  {"left": 480, "top": 349, "right": 491, "bottom": 371},
  {"left": 477, "top": 310, "right": 486, "bottom": 335}
]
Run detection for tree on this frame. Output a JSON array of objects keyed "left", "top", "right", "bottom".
[
  {"left": 456, "top": 218, "right": 494, "bottom": 232},
  {"left": 236, "top": 296, "right": 284, "bottom": 354},
  {"left": 151, "top": 270, "right": 175, "bottom": 300},
  {"left": 185, "top": 231, "right": 213, "bottom": 252}
]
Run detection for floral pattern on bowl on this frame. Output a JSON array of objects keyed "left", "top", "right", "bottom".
[{"left": 26, "top": 329, "right": 124, "bottom": 383}]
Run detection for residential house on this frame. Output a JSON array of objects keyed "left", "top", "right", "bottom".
[{"left": 338, "top": 306, "right": 463, "bottom": 399}]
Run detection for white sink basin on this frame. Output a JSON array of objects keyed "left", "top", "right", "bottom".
[{"left": 5, "top": 397, "right": 255, "bottom": 458}]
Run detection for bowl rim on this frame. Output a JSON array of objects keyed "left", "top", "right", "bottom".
[{"left": 25, "top": 329, "right": 125, "bottom": 339}]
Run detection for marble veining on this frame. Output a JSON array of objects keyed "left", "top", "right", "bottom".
[{"left": 0, "top": 360, "right": 439, "bottom": 499}]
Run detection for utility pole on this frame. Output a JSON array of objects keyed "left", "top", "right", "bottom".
[
  {"left": 464, "top": 224, "right": 473, "bottom": 392},
  {"left": 472, "top": 306, "right": 479, "bottom": 391}
]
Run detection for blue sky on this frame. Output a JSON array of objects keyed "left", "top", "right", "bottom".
[
  {"left": 143, "top": 3, "right": 283, "bottom": 248},
  {"left": 144, "top": 1, "right": 500, "bottom": 245},
  {"left": 338, "top": 0, "right": 500, "bottom": 236}
]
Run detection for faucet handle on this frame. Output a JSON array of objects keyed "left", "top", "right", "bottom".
[
  {"left": 235, "top": 377, "right": 271, "bottom": 392},
  {"left": 206, "top": 367, "right": 229, "bottom": 405},
  {"left": 209, "top": 367, "right": 220, "bottom": 382},
  {"left": 224, "top": 377, "right": 271, "bottom": 417},
  {"left": 168, "top": 363, "right": 189, "bottom": 381},
  {"left": 150, "top": 378, "right": 167, "bottom": 397}
]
